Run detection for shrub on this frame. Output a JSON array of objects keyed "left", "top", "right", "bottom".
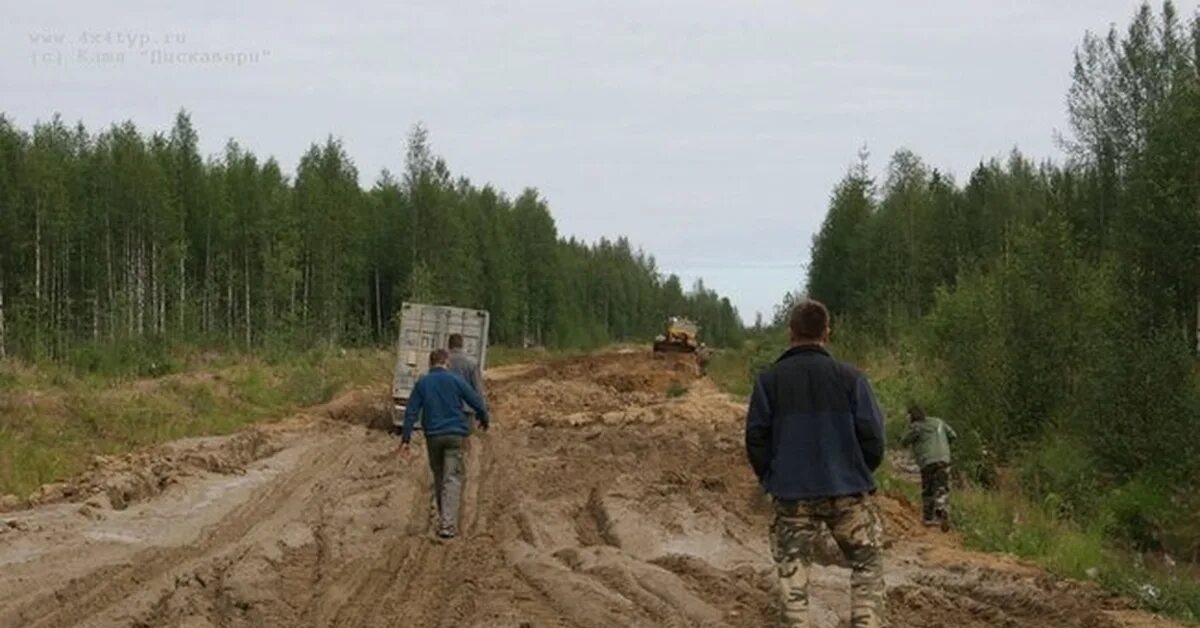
[
  {"left": 955, "top": 485, "right": 1114, "bottom": 581},
  {"left": 1075, "top": 315, "right": 1198, "bottom": 484},
  {"left": 919, "top": 269, "right": 1012, "bottom": 468},
  {"left": 0, "top": 370, "right": 16, "bottom": 392},
  {"left": 63, "top": 336, "right": 178, "bottom": 378},
  {"left": 666, "top": 382, "right": 688, "bottom": 398},
  {"left": 1100, "top": 476, "right": 1177, "bottom": 553},
  {"left": 707, "top": 328, "right": 785, "bottom": 397},
  {"left": 1017, "top": 437, "right": 1103, "bottom": 520}
]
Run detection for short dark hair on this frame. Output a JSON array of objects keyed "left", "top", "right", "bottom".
[
  {"left": 429, "top": 348, "right": 449, "bottom": 366},
  {"left": 448, "top": 333, "right": 464, "bottom": 349},
  {"left": 789, "top": 299, "right": 830, "bottom": 341},
  {"left": 907, "top": 404, "right": 926, "bottom": 421}
]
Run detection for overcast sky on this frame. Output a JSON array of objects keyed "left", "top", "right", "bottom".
[{"left": 3, "top": 1, "right": 1190, "bottom": 322}]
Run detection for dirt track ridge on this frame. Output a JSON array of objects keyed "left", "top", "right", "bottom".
[{"left": 0, "top": 352, "right": 1181, "bottom": 627}]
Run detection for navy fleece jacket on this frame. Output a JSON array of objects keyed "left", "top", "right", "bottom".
[
  {"left": 401, "top": 366, "right": 489, "bottom": 444},
  {"left": 745, "top": 345, "right": 885, "bottom": 500}
]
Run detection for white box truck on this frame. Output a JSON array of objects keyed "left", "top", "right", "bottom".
[{"left": 391, "top": 302, "right": 490, "bottom": 428}]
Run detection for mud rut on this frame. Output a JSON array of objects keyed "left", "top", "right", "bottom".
[{"left": 0, "top": 353, "right": 1176, "bottom": 628}]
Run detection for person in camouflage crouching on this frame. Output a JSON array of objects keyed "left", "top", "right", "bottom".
[
  {"left": 900, "top": 404, "right": 956, "bottom": 529},
  {"left": 746, "top": 300, "right": 887, "bottom": 628}
]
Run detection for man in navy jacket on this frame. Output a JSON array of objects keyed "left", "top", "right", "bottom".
[
  {"left": 745, "top": 299, "right": 886, "bottom": 628},
  {"left": 402, "top": 348, "right": 489, "bottom": 539}
]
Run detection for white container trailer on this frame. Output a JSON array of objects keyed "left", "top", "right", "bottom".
[{"left": 391, "top": 302, "right": 490, "bottom": 426}]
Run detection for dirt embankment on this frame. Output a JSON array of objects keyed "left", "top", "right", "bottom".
[{"left": 0, "top": 351, "right": 1180, "bottom": 627}]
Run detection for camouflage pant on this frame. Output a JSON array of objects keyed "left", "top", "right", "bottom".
[
  {"left": 772, "top": 494, "right": 885, "bottom": 628},
  {"left": 920, "top": 462, "right": 950, "bottom": 524}
]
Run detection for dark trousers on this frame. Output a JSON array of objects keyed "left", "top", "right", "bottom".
[
  {"left": 425, "top": 434, "right": 465, "bottom": 534},
  {"left": 920, "top": 461, "right": 951, "bottom": 523}
]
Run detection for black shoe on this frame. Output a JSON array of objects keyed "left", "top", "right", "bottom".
[{"left": 437, "top": 528, "right": 456, "bottom": 539}]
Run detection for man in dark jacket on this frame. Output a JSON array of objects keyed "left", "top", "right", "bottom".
[
  {"left": 745, "top": 299, "right": 886, "bottom": 628},
  {"left": 401, "top": 349, "right": 490, "bottom": 539}
]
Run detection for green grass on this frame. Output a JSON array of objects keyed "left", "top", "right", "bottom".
[
  {"left": 707, "top": 330, "right": 787, "bottom": 397},
  {"left": 874, "top": 465, "right": 920, "bottom": 504},
  {"left": 0, "top": 347, "right": 390, "bottom": 499},
  {"left": 666, "top": 382, "right": 689, "bottom": 398},
  {"left": 486, "top": 345, "right": 586, "bottom": 368},
  {"left": 954, "top": 484, "right": 1200, "bottom": 622},
  {"left": 877, "top": 464, "right": 1200, "bottom": 622},
  {"left": 707, "top": 350, "right": 755, "bottom": 397}
]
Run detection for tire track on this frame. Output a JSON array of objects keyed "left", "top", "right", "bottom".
[
  {"left": 5, "top": 432, "right": 359, "bottom": 628},
  {"left": 0, "top": 352, "right": 1184, "bottom": 628}
]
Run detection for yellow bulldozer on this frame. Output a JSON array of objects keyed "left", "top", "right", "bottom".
[{"left": 653, "top": 316, "right": 700, "bottom": 354}]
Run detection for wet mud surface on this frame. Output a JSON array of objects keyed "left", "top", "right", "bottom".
[{"left": 0, "top": 353, "right": 1176, "bottom": 627}]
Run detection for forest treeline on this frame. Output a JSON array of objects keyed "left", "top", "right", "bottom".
[
  {"left": 807, "top": 2, "right": 1199, "bottom": 557},
  {"left": 0, "top": 117, "right": 742, "bottom": 366}
]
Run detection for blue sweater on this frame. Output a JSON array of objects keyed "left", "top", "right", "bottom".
[
  {"left": 401, "top": 367, "right": 489, "bottom": 443},
  {"left": 745, "top": 345, "right": 885, "bottom": 500}
]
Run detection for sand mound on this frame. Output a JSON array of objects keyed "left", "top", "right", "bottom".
[{"left": 490, "top": 352, "right": 739, "bottom": 430}]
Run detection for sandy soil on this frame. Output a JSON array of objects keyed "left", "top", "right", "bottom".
[{"left": 0, "top": 352, "right": 1181, "bottom": 627}]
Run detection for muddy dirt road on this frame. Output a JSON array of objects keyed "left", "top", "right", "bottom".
[{"left": 0, "top": 352, "right": 1180, "bottom": 627}]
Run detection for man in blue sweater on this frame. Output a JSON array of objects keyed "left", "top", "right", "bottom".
[
  {"left": 745, "top": 300, "right": 887, "bottom": 628},
  {"left": 401, "top": 348, "right": 490, "bottom": 539}
]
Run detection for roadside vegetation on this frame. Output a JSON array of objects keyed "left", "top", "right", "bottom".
[
  {"left": 955, "top": 485, "right": 1200, "bottom": 621},
  {"left": 0, "top": 346, "right": 390, "bottom": 500},
  {"left": 486, "top": 345, "right": 590, "bottom": 368}
]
